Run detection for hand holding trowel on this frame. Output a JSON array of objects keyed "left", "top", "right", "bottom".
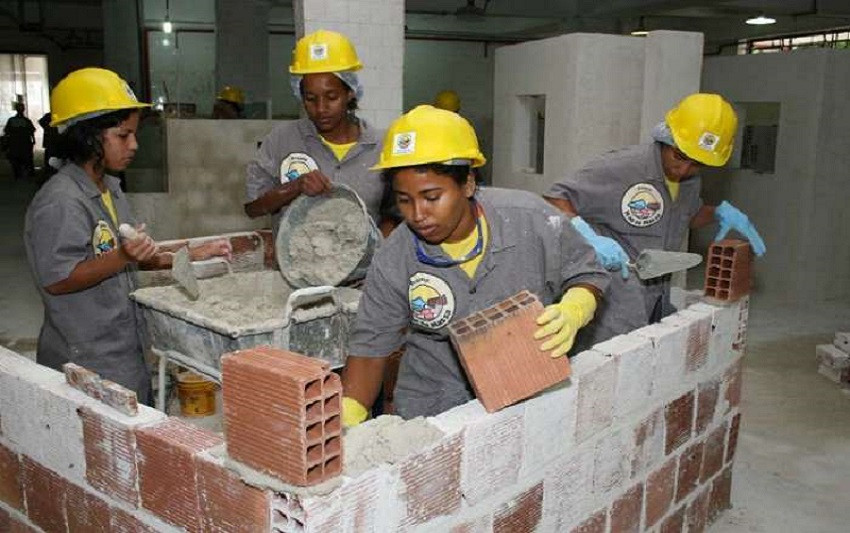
[{"left": 119, "top": 223, "right": 201, "bottom": 300}]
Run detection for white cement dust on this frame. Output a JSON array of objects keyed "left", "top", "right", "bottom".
[
  {"left": 343, "top": 415, "right": 444, "bottom": 477},
  {"left": 287, "top": 198, "right": 369, "bottom": 286},
  {"left": 136, "top": 271, "right": 292, "bottom": 328}
]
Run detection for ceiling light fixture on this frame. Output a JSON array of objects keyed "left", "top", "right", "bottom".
[
  {"left": 746, "top": 14, "right": 776, "bottom": 25},
  {"left": 163, "top": 0, "right": 173, "bottom": 33},
  {"left": 631, "top": 17, "right": 648, "bottom": 36}
]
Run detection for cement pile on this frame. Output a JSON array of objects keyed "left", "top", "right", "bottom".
[
  {"left": 343, "top": 415, "right": 444, "bottom": 477},
  {"left": 286, "top": 198, "right": 369, "bottom": 286},
  {"left": 137, "top": 271, "right": 292, "bottom": 329}
]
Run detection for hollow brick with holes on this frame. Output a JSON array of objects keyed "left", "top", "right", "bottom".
[
  {"left": 449, "top": 290, "right": 571, "bottom": 413},
  {"left": 222, "top": 346, "right": 342, "bottom": 486},
  {"left": 703, "top": 240, "right": 752, "bottom": 303}
]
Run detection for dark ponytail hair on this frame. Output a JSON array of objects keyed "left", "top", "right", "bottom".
[{"left": 54, "top": 108, "right": 137, "bottom": 169}]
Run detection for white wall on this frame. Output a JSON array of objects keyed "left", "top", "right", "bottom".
[
  {"left": 404, "top": 39, "right": 495, "bottom": 177},
  {"left": 492, "top": 31, "right": 704, "bottom": 195},
  {"left": 700, "top": 49, "right": 850, "bottom": 305}
]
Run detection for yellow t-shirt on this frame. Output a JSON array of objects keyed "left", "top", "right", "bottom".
[
  {"left": 101, "top": 190, "right": 119, "bottom": 226},
  {"left": 321, "top": 137, "right": 356, "bottom": 161},
  {"left": 440, "top": 213, "right": 489, "bottom": 278},
  {"left": 665, "top": 177, "right": 680, "bottom": 201}
]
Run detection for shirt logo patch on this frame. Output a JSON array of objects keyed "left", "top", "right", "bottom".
[
  {"left": 310, "top": 43, "right": 328, "bottom": 61},
  {"left": 280, "top": 152, "right": 319, "bottom": 183},
  {"left": 409, "top": 272, "right": 455, "bottom": 330},
  {"left": 697, "top": 131, "right": 720, "bottom": 152},
  {"left": 92, "top": 220, "right": 117, "bottom": 256},
  {"left": 392, "top": 132, "right": 416, "bottom": 155},
  {"left": 621, "top": 183, "right": 664, "bottom": 228}
]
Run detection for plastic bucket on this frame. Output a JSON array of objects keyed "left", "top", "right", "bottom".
[
  {"left": 176, "top": 373, "right": 217, "bottom": 417},
  {"left": 276, "top": 183, "right": 380, "bottom": 288}
]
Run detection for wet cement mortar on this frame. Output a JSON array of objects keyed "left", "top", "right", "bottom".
[
  {"left": 136, "top": 271, "right": 292, "bottom": 329},
  {"left": 343, "top": 415, "right": 444, "bottom": 478},
  {"left": 287, "top": 198, "right": 369, "bottom": 286}
]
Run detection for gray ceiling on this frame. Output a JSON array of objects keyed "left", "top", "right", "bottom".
[{"left": 404, "top": 0, "right": 850, "bottom": 53}]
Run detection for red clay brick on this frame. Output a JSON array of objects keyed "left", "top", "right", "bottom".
[
  {"left": 695, "top": 379, "right": 720, "bottom": 435},
  {"left": 665, "top": 391, "right": 694, "bottom": 454},
  {"left": 135, "top": 418, "right": 224, "bottom": 532},
  {"left": 686, "top": 315, "right": 711, "bottom": 372},
  {"left": 676, "top": 441, "right": 704, "bottom": 502},
  {"left": 448, "top": 291, "right": 570, "bottom": 412},
  {"left": 21, "top": 456, "right": 67, "bottom": 533},
  {"left": 257, "top": 229, "right": 276, "bottom": 269},
  {"left": 222, "top": 346, "right": 342, "bottom": 486},
  {"left": 99, "top": 380, "right": 139, "bottom": 417},
  {"left": 66, "top": 482, "right": 110, "bottom": 532},
  {"left": 723, "top": 360, "right": 743, "bottom": 413},
  {"left": 196, "top": 455, "right": 272, "bottom": 532},
  {"left": 63, "top": 362, "right": 103, "bottom": 399},
  {"left": 610, "top": 483, "right": 644, "bottom": 533},
  {"left": 492, "top": 482, "right": 543, "bottom": 533},
  {"left": 110, "top": 508, "right": 162, "bottom": 533},
  {"left": 399, "top": 433, "right": 463, "bottom": 527},
  {"left": 645, "top": 459, "right": 676, "bottom": 528},
  {"left": 726, "top": 413, "right": 742, "bottom": 464},
  {"left": 571, "top": 508, "right": 607, "bottom": 533},
  {"left": 79, "top": 407, "right": 139, "bottom": 506},
  {"left": 631, "top": 408, "right": 664, "bottom": 477},
  {"left": 704, "top": 240, "right": 752, "bottom": 302},
  {"left": 0, "top": 506, "right": 8, "bottom": 531},
  {"left": 708, "top": 465, "right": 733, "bottom": 524},
  {"left": 701, "top": 422, "right": 728, "bottom": 483},
  {"left": 0, "top": 442, "right": 23, "bottom": 511},
  {"left": 686, "top": 487, "right": 711, "bottom": 533},
  {"left": 229, "top": 233, "right": 265, "bottom": 272},
  {"left": 660, "top": 506, "right": 685, "bottom": 533},
  {"left": 3, "top": 510, "right": 38, "bottom": 533}
]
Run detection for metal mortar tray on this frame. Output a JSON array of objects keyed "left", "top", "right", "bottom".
[{"left": 130, "top": 270, "right": 360, "bottom": 370}]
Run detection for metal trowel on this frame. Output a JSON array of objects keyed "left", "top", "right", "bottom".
[
  {"left": 171, "top": 246, "right": 200, "bottom": 300},
  {"left": 119, "top": 223, "right": 201, "bottom": 300},
  {"left": 630, "top": 249, "right": 702, "bottom": 280}
]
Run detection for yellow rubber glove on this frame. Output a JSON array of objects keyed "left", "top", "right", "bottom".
[
  {"left": 534, "top": 287, "right": 598, "bottom": 358},
  {"left": 342, "top": 396, "right": 369, "bottom": 428}
]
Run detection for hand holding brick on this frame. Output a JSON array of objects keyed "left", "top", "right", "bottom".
[{"left": 449, "top": 291, "right": 571, "bottom": 412}]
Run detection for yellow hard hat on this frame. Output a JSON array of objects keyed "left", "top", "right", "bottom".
[
  {"left": 289, "top": 30, "right": 363, "bottom": 75},
  {"left": 50, "top": 68, "right": 150, "bottom": 128},
  {"left": 217, "top": 85, "right": 244, "bottom": 105},
  {"left": 372, "top": 105, "right": 486, "bottom": 170},
  {"left": 433, "top": 90, "right": 460, "bottom": 113},
  {"left": 666, "top": 93, "right": 738, "bottom": 167}
]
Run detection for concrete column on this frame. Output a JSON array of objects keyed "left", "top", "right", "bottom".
[
  {"left": 102, "top": 0, "right": 143, "bottom": 93},
  {"left": 293, "top": 0, "right": 404, "bottom": 129},
  {"left": 638, "top": 31, "right": 704, "bottom": 142},
  {"left": 215, "top": 0, "right": 271, "bottom": 114}
]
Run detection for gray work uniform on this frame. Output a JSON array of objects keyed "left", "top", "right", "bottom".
[
  {"left": 24, "top": 163, "right": 150, "bottom": 404},
  {"left": 545, "top": 143, "right": 702, "bottom": 347},
  {"left": 245, "top": 117, "right": 384, "bottom": 230},
  {"left": 348, "top": 188, "right": 610, "bottom": 419}
]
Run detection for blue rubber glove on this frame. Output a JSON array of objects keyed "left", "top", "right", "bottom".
[
  {"left": 714, "top": 201, "right": 766, "bottom": 257},
  {"left": 571, "top": 216, "right": 630, "bottom": 279}
]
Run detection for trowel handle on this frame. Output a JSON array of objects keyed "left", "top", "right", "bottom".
[{"left": 118, "top": 223, "right": 139, "bottom": 240}]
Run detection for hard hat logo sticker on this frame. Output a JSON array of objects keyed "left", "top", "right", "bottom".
[
  {"left": 122, "top": 81, "right": 138, "bottom": 102},
  {"left": 392, "top": 132, "right": 416, "bottom": 155},
  {"left": 310, "top": 43, "right": 328, "bottom": 61},
  {"left": 698, "top": 132, "right": 720, "bottom": 152}
]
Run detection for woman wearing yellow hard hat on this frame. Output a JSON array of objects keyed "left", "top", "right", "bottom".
[
  {"left": 545, "top": 92, "right": 766, "bottom": 347},
  {"left": 339, "top": 105, "right": 609, "bottom": 425},
  {"left": 24, "top": 68, "right": 231, "bottom": 404},
  {"left": 244, "top": 29, "right": 385, "bottom": 232},
  {"left": 212, "top": 85, "right": 244, "bottom": 119}
]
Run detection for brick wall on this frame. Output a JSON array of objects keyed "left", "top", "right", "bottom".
[{"left": 0, "top": 297, "right": 747, "bottom": 532}]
